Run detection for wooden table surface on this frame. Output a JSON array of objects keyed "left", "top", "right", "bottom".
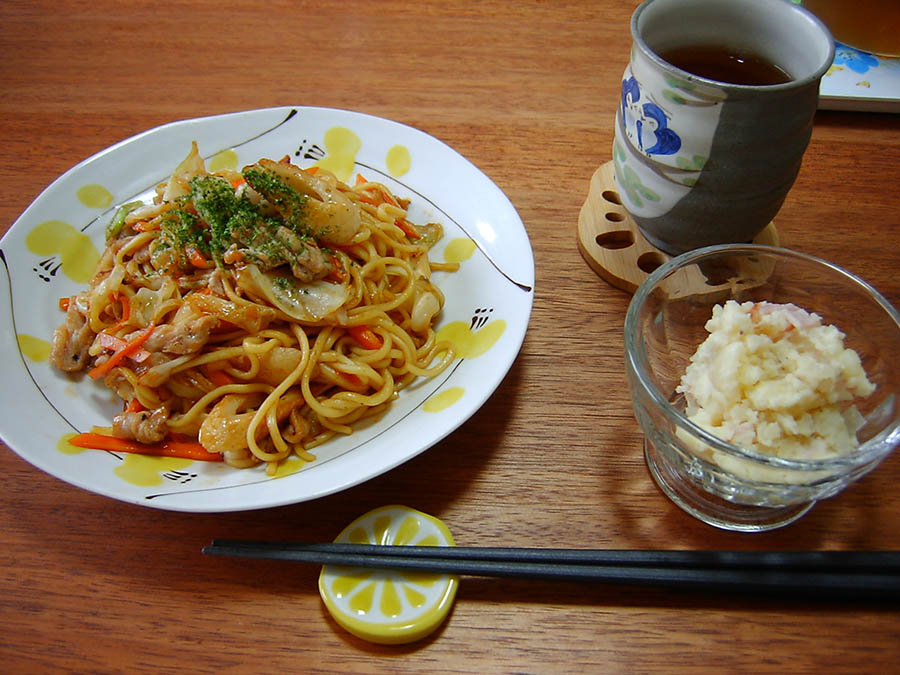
[{"left": 1, "top": 1, "right": 899, "bottom": 672}]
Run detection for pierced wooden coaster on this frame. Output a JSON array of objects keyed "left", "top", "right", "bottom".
[{"left": 577, "top": 161, "right": 779, "bottom": 294}]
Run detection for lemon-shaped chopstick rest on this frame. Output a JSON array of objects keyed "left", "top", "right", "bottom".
[{"left": 318, "top": 505, "right": 459, "bottom": 644}]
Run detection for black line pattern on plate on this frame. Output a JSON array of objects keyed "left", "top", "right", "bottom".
[
  {"left": 0, "top": 248, "right": 81, "bottom": 435},
  {"left": 161, "top": 469, "right": 198, "bottom": 485},
  {"left": 229, "top": 107, "right": 298, "bottom": 149},
  {"left": 471, "top": 307, "right": 494, "bottom": 330},
  {"left": 293, "top": 138, "right": 326, "bottom": 161},
  {"left": 33, "top": 257, "right": 63, "bottom": 283}
]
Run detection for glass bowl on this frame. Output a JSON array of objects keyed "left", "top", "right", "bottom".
[{"left": 624, "top": 244, "right": 900, "bottom": 531}]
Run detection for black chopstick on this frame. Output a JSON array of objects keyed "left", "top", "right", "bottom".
[
  {"left": 202, "top": 541, "right": 900, "bottom": 597},
  {"left": 204, "top": 541, "right": 899, "bottom": 569}
]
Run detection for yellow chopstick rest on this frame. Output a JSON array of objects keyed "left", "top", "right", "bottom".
[{"left": 318, "top": 505, "right": 459, "bottom": 644}]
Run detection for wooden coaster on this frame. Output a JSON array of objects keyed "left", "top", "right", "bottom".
[{"left": 577, "top": 161, "right": 779, "bottom": 294}]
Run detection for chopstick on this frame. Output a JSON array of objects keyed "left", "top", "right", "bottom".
[{"left": 202, "top": 541, "right": 900, "bottom": 597}]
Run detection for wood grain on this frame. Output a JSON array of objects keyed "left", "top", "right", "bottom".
[{"left": 1, "top": 1, "right": 899, "bottom": 672}]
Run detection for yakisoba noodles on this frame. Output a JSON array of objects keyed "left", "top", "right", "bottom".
[{"left": 51, "top": 143, "right": 457, "bottom": 473}]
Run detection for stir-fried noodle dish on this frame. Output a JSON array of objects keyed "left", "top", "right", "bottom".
[{"left": 51, "top": 143, "right": 457, "bottom": 473}]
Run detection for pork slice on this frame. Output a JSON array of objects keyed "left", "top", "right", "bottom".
[
  {"left": 112, "top": 406, "right": 169, "bottom": 444},
  {"left": 142, "top": 314, "right": 219, "bottom": 355},
  {"left": 49, "top": 294, "right": 95, "bottom": 372}
]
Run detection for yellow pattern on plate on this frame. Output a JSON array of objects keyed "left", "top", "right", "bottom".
[
  {"left": 424, "top": 387, "right": 465, "bottom": 413},
  {"left": 386, "top": 144, "right": 411, "bottom": 177},
  {"left": 318, "top": 505, "right": 459, "bottom": 644},
  {"left": 17, "top": 334, "right": 51, "bottom": 362},
  {"left": 444, "top": 237, "right": 477, "bottom": 263},
  {"left": 315, "top": 127, "right": 361, "bottom": 183},
  {"left": 436, "top": 319, "right": 506, "bottom": 359},
  {"left": 25, "top": 219, "right": 100, "bottom": 283},
  {"left": 113, "top": 454, "right": 194, "bottom": 487},
  {"left": 76, "top": 184, "right": 114, "bottom": 209}
]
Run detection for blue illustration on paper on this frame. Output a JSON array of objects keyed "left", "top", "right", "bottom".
[{"left": 833, "top": 44, "right": 880, "bottom": 74}]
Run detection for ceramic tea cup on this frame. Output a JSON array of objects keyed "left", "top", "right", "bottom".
[{"left": 613, "top": 0, "right": 834, "bottom": 255}]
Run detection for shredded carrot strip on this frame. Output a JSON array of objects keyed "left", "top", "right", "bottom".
[
  {"left": 95, "top": 332, "right": 127, "bottom": 351},
  {"left": 118, "top": 293, "right": 131, "bottom": 322},
  {"left": 357, "top": 193, "right": 381, "bottom": 207},
  {"left": 88, "top": 324, "right": 156, "bottom": 380},
  {"left": 68, "top": 432, "right": 223, "bottom": 462},
  {"left": 206, "top": 368, "right": 237, "bottom": 388},
  {"left": 394, "top": 218, "right": 421, "bottom": 239},
  {"left": 187, "top": 247, "right": 211, "bottom": 269},
  {"left": 58, "top": 297, "right": 71, "bottom": 312},
  {"left": 103, "top": 292, "right": 132, "bottom": 334},
  {"left": 95, "top": 331, "right": 151, "bottom": 363},
  {"left": 379, "top": 188, "right": 399, "bottom": 207},
  {"left": 340, "top": 372, "right": 364, "bottom": 388},
  {"left": 347, "top": 325, "right": 383, "bottom": 350},
  {"left": 325, "top": 254, "right": 347, "bottom": 283},
  {"left": 125, "top": 398, "right": 146, "bottom": 413}
]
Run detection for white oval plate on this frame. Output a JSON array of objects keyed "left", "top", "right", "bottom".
[{"left": 0, "top": 107, "right": 534, "bottom": 512}]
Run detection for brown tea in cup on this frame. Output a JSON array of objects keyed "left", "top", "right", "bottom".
[{"left": 658, "top": 44, "right": 792, "bottom": 86}]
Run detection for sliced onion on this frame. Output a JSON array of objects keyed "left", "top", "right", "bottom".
[{"left": 163, "top": 141, "right": 207, "bottom": 202}]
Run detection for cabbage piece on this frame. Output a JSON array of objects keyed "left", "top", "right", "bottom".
[
  {"left": 236, "top": 264, "right": 348, "bottom": 322},
  {"left": 130, "top": 277, "right": 178, "bottom": 326}
]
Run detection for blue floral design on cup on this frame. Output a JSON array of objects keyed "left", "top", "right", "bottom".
[{"left": 621, "top": 76, "right": 682, "bottom": 157}]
